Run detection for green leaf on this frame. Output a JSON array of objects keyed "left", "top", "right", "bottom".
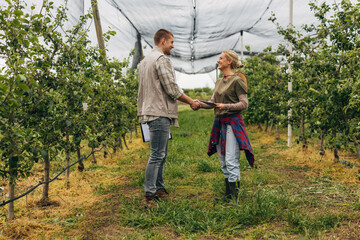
[
  {"left": 40, "top": 149, "right": 49, "bottom": 160},
  {"left": 17, "top": 83, "right": 29, "bottom": 92},
  {"left": 13, "top": 19, "right": 21, "bottom": 27},
  {"left": 16, "top": 75, "right": 26, "bottom": 81},
  {"left": 14, "top": 10, "right": 23, "bottom": 17},
  {"left": 309, "top": 87, "right": 320, "bottom": 94},
  {"left": 66, "top": 120, "right": 72, "bottom": 127}
]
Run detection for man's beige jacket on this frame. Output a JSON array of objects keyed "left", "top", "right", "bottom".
[{"left": 137, "top": 47, "right": 178, "bottom": 119}]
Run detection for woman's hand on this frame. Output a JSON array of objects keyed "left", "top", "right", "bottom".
[{"left": 215, "top": 103, "right": 226, "bottom": 110}]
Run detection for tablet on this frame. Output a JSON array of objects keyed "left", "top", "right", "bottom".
[{"left": 200, "top": 100, "right": 217, "bottom": 107}]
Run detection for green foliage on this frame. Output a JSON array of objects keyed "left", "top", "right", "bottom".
[
  {"left": 182, "top": 87, "right": 213, "bottom": 100},
  {"left": 0, "top": 0, "right": 41, "bottom": 181},
  {"left": 242, "top": 50, "right": 288, "bottom": 127},
  {"left": 269, "top": 1, "right": 360, "bottom": 158},
  {"left": 0, "top": 0, "right": 138, "bottom": 218}
]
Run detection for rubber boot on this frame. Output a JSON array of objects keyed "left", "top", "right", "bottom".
[
  {"left": 225, "top": 178, "right": 231, "bottom": 199},
  {"left": 228, "top": 181, "right": 239, "bottom": 200}
]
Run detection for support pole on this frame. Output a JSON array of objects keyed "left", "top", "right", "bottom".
[
  {"left": 91, "top": 0, "right": 106, "bottom": 55},
  {"left": 240, "top": 30, "right": 244, "bottom": 60},
  {"left": 287, "top": 0, "right": 293, "bottom": 147},
  {"left": 216, "top": 63, "right": 219, "bottom": 81},
  {"left": 131, "top": 32, "right": 143, "bottom": 73}
]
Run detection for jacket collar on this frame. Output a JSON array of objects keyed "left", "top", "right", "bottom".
[{"left": 153, "top": 46, "right": 164, "bottom": 54}]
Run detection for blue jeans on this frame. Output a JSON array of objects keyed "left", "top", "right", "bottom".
[
  {"left": 144, "top": 117, "right": 170, "bottom": 195},
  {"left": 216, "top": 124, "right": 240, "bottom": 182}
]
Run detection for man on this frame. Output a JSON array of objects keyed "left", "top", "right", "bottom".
[{"left": 137, "top": 29, "right": 200, "bottom": 209}]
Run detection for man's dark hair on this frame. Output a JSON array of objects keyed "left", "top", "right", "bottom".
[{"left": 154, "top": 29, "right": 173, "bottom": 45}]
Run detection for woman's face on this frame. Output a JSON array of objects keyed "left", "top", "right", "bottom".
[{"left": 217, "top": 53, "right": 232, "bottom": 71}]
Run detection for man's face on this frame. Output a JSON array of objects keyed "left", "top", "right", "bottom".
[{"left": 162, "top": 36, "right": 174, "bottom": 55}]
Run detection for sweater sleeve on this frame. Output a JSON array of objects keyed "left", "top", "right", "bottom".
[{"left": 222, "top": 94, "right": 248, "bottom": 111}]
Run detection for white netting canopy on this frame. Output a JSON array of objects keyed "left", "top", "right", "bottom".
[{"left": 1, "top": 0, "right": 357, "bottom": 75}]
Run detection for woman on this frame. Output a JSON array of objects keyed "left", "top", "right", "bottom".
[{"left": 199, "top": 50, "right": 254, "bottom": 200}]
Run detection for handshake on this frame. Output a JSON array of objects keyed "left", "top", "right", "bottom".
[{"left": 190, "top": 99, "right": 201, "bottom": 111}]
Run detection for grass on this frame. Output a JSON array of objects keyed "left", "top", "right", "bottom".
[{"left": 1, "top": 105, "right": 360, "bottom": 239}]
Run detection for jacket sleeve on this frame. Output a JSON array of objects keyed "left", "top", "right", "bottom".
[{"left": 155, "top": 56, "right": 183, "bottom": 100}]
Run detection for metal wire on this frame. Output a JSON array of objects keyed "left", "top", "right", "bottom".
[{"left": 0, "top": 145, "right": 105, "bottom": 207}]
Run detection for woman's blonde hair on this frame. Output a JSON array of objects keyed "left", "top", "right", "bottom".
[
  {"left": 236, "top": 72, "right": 248, "bottom": 93},
  {"left": 223, "top": 50, "right": 248, "bottom": 92},
  {"left": 223, "top": 50, "right": 244, "bottom": 69}
]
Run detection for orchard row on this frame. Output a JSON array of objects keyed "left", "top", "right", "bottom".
[
  {"left": 0, "top": 1, "right": 137, "bottom": 219},
  {"left": 242, "top": 1, "right": 360, "bottom": 161}
]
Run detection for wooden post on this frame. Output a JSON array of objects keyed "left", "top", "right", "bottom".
[
  {"left": 287, "top": 0, "right": 293, "bottom": 147},
  {"left": 91, "top": 0, "right": 106, "bottom": 54}
]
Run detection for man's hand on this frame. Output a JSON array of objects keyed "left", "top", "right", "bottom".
[{"left": 191, "top": 99, "right": 201, "bottom": 111}]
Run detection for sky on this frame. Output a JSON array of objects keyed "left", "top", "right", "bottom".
[{"left": 176, "top": 70, "right": 217, "bottom": 89}]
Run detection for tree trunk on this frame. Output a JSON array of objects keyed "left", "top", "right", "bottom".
[
  {"left": 320, "top": 132, "right": 325, "bottom": 156},
  {"left": 301, "top": 115, "right": 307, "bottom": 149},
  {"left": 118, "top": 136, "right": 123, "bottom": 150},
  {"left": 264, "top": 121, "right": 268, "bottom": 132},
  {"left": 276, "top": 125, "right": 280, "bottom": 140},
  {"left": 77, "top": 147, "right": 84, "bottom": 172},
  {"left": 91, "top": 147, "right": 97, "bottom": 164},
  {"left": 334, "top": 148, "right": 340, "bottom": 163},
  {"left": 113, "top": 142, "right": 117, "bottom": 154},
  {"left": 8, "top": 166, "right": 15, "bottom": 220},
  {"left": 268, "top": 121, "right": 273, "bottom": 135},
  {"left": 42, "top": 150, "right": 50, "bottom": 201},
  {"left": 65, "top": 132, "right": 70, "bottom": 187},
  {"left": 122, "top": 133, "right": 129, "bottom": 150},
  {"left": 113, "top": 137, "right": 121, "bottom": 153},
  {"left": 257, "top": 123, "right": 263, "bottom": 131},
  {"left": 103, "top": 145, "right": 108, "bottom": 158},
  {"left": 352, "top": 136, "right": 360, "bottom": 162},
  {"left": 134, "top": 123, "right": 138, "bottom": 135},
  {"left": 300, "top": 115, "right": 305, "bottom": 136},
  {"left": 129, "top": 130, "right": 133, "bottom": 143}
]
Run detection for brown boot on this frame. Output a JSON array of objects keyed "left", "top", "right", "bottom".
[
  {"left": 155, "top": 188, "right": 169, "bottom": 200},
  {"left": 144, "top": 194, "right": 158, "bottom": 209}
]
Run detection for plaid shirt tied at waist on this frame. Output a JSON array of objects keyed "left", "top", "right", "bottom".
[{"left": 207, "top": 113, "right": 255, "bottom": 167}]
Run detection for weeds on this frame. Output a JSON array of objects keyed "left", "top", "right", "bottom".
[{"left": 287, "top": 211, "right": 343, "bottom": 235}]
